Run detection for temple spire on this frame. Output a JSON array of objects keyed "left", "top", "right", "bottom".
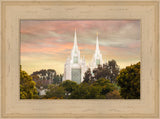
[
  {"left": 73, "top": 28, "right": 78, "bottom": 50},
  {"left": 96, "top": 32, "right": 100, "bottom": 53}
]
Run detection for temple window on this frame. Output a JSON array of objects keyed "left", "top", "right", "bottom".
[
  {"left": 96, "top": 59, "right": 100, "bottom": 65},
  {"left": 74, "top": 56, "right": 78, "bottom": 63}
]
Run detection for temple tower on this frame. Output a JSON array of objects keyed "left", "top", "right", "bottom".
[
  {"left": 89, "top": 32, "right": 103, "bottom": 71},
  {"left": 63, "top": 29, "right": 87, "bottom": 84}
]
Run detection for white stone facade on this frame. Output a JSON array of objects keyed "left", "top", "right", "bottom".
[{"left": 63, "top": 30, "right": 103, "bottom": 84}]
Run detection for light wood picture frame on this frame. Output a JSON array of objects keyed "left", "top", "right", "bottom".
[{"left": 0, "top": 0, "right": 159, "bottom": 119}]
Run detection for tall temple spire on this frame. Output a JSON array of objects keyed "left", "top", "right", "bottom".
[
  {"left": 73, "top": 28, "right": 78, "bottom": 50},
  {"left": 96, "top": 32, "right": 100, "bottom": 53}
]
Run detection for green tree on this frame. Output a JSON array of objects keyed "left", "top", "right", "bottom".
[
  {"left": 117, "top": 62, "right": 140, "bottom": 99},
  {"left": 70, "top": 78, "right": 116, "bottom": 99},
  {"left": 70, "top": 83, "right": 105, "bottom": 99},
  {"left": 46, "top": 84, "right": 65, "bottom": 99},
  {"left": 32, "top": 75, "right": 42, "bottom": 89},
  {"left": 53, "top": 74, "right": 63, "bottom": 84},
  {"left": 107, "top": 60, "right": 120, "bottom": 83},
  {"left": 20, "top": 69, "right": 38, "bottom": 99},
  {"left": 69, "top": 83, "right": 89, "bottom": 99},
  {"left": 93, "top": 65, "right": 105, "bottom": 80},
  {"left": 60, "top": 80, "right": 78, "bottom": 98},
  {"left": 93, "top": 78, "right": 115, "bottom": 95},
  {"left": 93, "top": 60, "right": 119, "bottom": 83},
  {"left": 83, "top": 68, "right": 94, "bottom": 84}
]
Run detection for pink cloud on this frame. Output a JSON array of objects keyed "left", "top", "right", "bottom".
[
  {"left": 20, "top": 20, "right": 140, "bottom": 74},
  {"left": 21, "top": 20, "right": 137, "bottom": 36},
  {"left": 21, "top": 42, "right": 73, "bottom": 54}
]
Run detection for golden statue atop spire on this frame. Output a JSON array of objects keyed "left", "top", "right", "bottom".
[{"left": 97, "top": 32, "right": 98, "bottom": 36}]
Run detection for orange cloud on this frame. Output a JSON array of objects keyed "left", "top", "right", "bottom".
[{"left": 20, "top": 20, "right": 140, "bottom": 74}]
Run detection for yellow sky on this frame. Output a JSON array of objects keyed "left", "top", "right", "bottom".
[{"left": 21, "top": 20, "right": 140, "bottom": 75}]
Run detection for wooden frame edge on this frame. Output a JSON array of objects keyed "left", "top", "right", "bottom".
[{"left": 1, "top": 0, "right": 159, "bottom": 118}]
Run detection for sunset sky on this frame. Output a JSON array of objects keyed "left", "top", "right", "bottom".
[{"left": 20, "top": 20, "right": 140, "bottom": 75}]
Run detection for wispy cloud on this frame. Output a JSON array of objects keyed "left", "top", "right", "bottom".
[{"left": 21, "top": 20, "right": 140, "bottom": 74}]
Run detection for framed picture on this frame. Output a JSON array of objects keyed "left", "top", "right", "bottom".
[{"left": 0, "top": 0, "right": 159, "bottom": 118}]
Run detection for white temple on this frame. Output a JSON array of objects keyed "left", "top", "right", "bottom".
[
  {"left": 89, "top": 32, "right": 103, "bottom": 72},
  {"left": 63, "top": 29, "right": 87, "bottom": 84},
  {"left": 63, "top": 30, "right": 103, "bottom": 84}
]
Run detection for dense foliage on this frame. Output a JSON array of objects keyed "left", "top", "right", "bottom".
[
  {"left": 45, "top": 78, "right": 119, "bottom": 99},
  {"left": 45, "top": 84, "right": 65, "bottom": 99},
  {"left": 31, "top": 69, "right": 56, "bottom": 77},
  {"left": 117, "top": 62, "right": 140, "bottom": 99},
  {"left": 20, "top": 69, "right": 38, "bottom": 99},
  {"left": 20, "top": 61, "right": 140, "bottom": 99},
  {"left": 60, "top": 80, "right": 78, "bottom": 97},
  {"left": 70, "top": 83, "right": 104, "bottom": 99},
  {"left": 53, "top": 74, "right": 63, "bottom": 84},
  {"left": 83, "top": 60, "right": 120, "bottom": 83},
  {"left": 83, "top": 68, "right": 94, "bottom": 84},
  {"left": 31, "top": 69, "right": 62, "bottom": 89}
]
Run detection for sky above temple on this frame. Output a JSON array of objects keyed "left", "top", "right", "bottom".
[{"left": 20, "top": 20, "right": 140, "bottom": 74}]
